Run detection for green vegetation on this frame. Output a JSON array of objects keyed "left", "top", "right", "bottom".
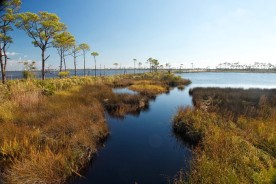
[
  {"left": 58, "top": 71, "right": 70, "bottom": 78},
  {"left": 70, "top": 44, "right": 81, "bottom": 76},
  {"left": 146, "top": 57, "right": 160, "bottom": 72},
  {"left": 79, "top": 43, "right": 90, "bottom": 76},
  {"left": 22, "top": 61, "right": 36, "bottom": 79},
  {"left": 173, "top": 88, "right": 276, "bottom": 184},
  {"left": 121, "top": 72, "right": 191, "bottom": 96},
  {"left": 129, "top": 83, "right": 167, "bottom": 96},
  {"left": 15, "top": 11, "right": 67, "bottom": 80},
  {"left": 91, "top": 51, "right": 99, "bottom": 77},
  {"left": 0, "top": 0, "right": 21, "bottom": 84},
  {"left": 53, "top": 31, "right": 76, "bottom": 72},
  {"left": 0, "top": 72, "right": 190, "bottom": 183}
]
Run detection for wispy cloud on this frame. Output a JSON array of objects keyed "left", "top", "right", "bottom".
[{"left": 6, "top": 52, "right": 20, "bottom": 56}]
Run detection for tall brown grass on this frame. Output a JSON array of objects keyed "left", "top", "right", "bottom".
[
  {"left": 173, "top": 88, "right": 276, "bottom": 184},
  {"left": 0, "top": 72, "right": 190, "bottom": 183},
  {"left": 0, "top": 84, "right": 109, "bottom": 183}
]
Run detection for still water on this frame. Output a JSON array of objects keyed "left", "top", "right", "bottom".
[
  {"left": 182, "top": 72, "right": 276, "bottom": 89},
  {"left": 74, "top": 72, "right": 276, "bottom": 184},
  {"left": 75, "top": 87, "right": 193, "bottom": 184}
]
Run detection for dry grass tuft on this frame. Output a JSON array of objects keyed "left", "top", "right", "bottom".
[{"left": 129, "top": 84, "right": 168, "bottom": 96}]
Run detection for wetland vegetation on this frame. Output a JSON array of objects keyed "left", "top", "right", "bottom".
[
  {"left": 173, "top": 88, "right": 276, "bottom": 184},
  {"left": 0, "top": 72, "right": 190, "bottom": 183},
  {"left": 1, "top": 0, "right": 276, "bottom": 183}
]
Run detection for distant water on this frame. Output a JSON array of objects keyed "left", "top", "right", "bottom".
[
  {"left": 0, "top": 69, "right": 149, "bottom": 80},
  {"left": 178, "top": 72, "right": 276, "bottom": 89}
]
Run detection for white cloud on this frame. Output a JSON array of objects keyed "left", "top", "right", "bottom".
[{"left": 6, "top": 52, "right": 20, "bottom": 56}]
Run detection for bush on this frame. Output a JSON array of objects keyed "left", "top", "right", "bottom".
[
  {"left": 22, "top": 71, "right": 36, "bottom": 79},
  {"left": 58, "top": 71, "right": 70, "bottom": 78}
]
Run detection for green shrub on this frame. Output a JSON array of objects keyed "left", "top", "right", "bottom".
[
  {"left": 58, "top": 71, "right": 70, "bottom": 78},
  {"left": 22, "top": 71, "right": 36, "bottom": 79}
]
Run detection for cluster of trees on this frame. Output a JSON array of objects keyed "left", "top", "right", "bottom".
[
  {"left": 147, "top": 58, "right": 159, "bottom": 72},
  {"left": 0, "top": 0, "right": 99, "bottom": 83},
  {"left": 112, "top": 58, "right": 174, "bottom": 72},
  {"left": 216, "top": 62, "right": 276, "bottom": 70},
  {"left": 113, "top": 58, "right": 160, "bottom": 72}
]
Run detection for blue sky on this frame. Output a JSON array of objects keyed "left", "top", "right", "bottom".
[{"left": 7, "top": 0, "right": 276, "bottom": 70}]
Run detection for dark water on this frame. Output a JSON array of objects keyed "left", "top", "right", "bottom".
[
  {"left": 74, "top": 72, "right": 276, "bottom": 184},
  {"left": 0, "top": 69, "right": 149, "bottom": 80},
  {"left": 74, "top": 87, "right": 193, "bottom": 184}
]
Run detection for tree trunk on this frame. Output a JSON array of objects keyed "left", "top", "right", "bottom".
[
  {"left": 3, "top": 49, "right": 7, "bottom": 82},
  {"left": 0, "top": 62, "right": 5, "bottom": 84},
  {"left": 134, "top": 61, "right": 135, "bottom": 74},
  {"left": 42, "top": 49, "right": 45, "bottom": 80},
  {"left": 94, "top": 56, "right": 96, "bottom": 77},
  {"left": 0, "top": 43, "right": 6, "bottom": 84},
  {"left": 83, "top": 52, "right": 86, "bottom": 76},
  {"left": 100, "top": 64, "right": 101, "bottom": 76},
  {"left": 0, "top": 51, "right": 6, "bottom": 84},
  {"left": 74, "top": 52, "right": 77, "bottom": 76},
  {"left": 59, "top": 49, "right": 63, "bottom": 72},
  {"left": 63, "top": 50, "right": 66, "bottom": 71}
]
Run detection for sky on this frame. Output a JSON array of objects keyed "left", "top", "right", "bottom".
[{"left": 6, "top": 0, "right": 276, "bottom": 70}]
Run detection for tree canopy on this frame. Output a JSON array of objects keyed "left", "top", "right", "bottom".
[
  {"left": 15, "top": 11, "right": 66, "bottom": 79},
  {"left": 91, "top": 51, "right": 99, "bottom": 57},
  {"left": 53, "top": 31, "right": 75, "bottom": 50},
  {"left": 53, "top": 31, "right": 75, "bottom": 71},
  {"left": 79, "top": 43, "right": 90, "bottom": 52},
  {"left": 0, "top": 0, "right": 21, "bottom": 84}
]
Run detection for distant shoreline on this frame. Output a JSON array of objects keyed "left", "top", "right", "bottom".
[
  {"left": 3, "top": 68, "right": 276, "bottom": 73},
  {"left": 173, "top": 69, "right": 276, "bottom": 73},
  {"left": 1, "top": 69, "right": 276, "bottom": 80}
]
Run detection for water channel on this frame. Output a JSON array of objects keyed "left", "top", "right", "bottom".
[{"left": 74, "top": 72, "right": 276, "bottom": 183}]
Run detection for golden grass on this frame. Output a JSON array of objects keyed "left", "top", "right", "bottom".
[
  {"left": 129, "top": 84, "right": 168, "bottom": 96},
  {"left": 0, "top": 72, "right": 190, "bottom": 183},
  {"left": 173, "top": 88, "right": 276, "bottom": 184},
  {"left": 0, "top": 84, "right": 109, "bottom": 183}
]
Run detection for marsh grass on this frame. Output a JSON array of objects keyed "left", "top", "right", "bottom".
[
  {"left": 173, "top": 88, "right": 276, "bottom": 184},
  {"left": 0, "top": 72, "right": 190, "bottom": 183},
  {"left": 129, "top": 83, "right": 168, "bottom": 96},
  {"left": 0, "top": 84, "right": 109, "bottom": 183},
  {"left": 189, "top": 88, "right": 276, "bottom": 120}
]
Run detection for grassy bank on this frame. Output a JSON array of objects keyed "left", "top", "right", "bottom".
[
  {"left": 173, "top": 88, "right": 276, "bottom": 184},
  {"left": 0, "top": 72, "right": 190, "bottom": 183}
]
